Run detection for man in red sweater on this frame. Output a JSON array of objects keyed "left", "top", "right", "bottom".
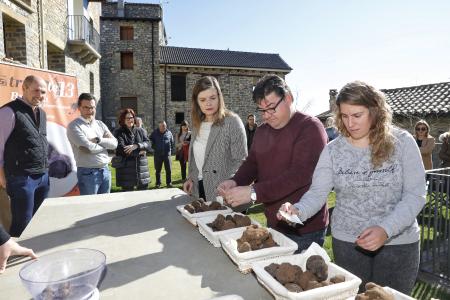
[{"left": 218, "top": 74, "right": 328, "bottom": 252}]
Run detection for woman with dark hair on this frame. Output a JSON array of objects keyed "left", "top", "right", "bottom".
[
  {"left": 113, "top": 108, "right": 151, "bottom": 191},
  {"left": 176, "top": 120, "right": 191, "bottom": 181},
  {"left": 182, "top": 76, "right": 247, "bottom": 207},
  {"left": 278, "top": 81, "right": 426, "bottom": 295},
  {"left": 414, "top": 119, "right": 435, "bottom": 170}
]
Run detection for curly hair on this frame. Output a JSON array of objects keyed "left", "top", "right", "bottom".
[{"left": 334, "top": 81, "right": 395, "bottom": 168}]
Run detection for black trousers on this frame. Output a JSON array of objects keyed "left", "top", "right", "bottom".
[
  {"left": 154, "top": 155, "right": 172, "bottom": 185},
  {"left": 198, "top": 180, "right": 206, "bottom": 200}
]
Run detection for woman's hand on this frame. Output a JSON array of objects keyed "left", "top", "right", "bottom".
[
  {"left": 124, "top": 144, "right": 138, "bottom": 155},
  {"left": 276, "top": 202, "right": 300, "bottom": 221},
  {"left": 355, "top": 226, "right": 388, "bottom": 251},
  {"left": 183, "top": 178, "right": 193, "bottom": 195}
]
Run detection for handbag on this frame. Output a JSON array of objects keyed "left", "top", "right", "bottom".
[
  {"left": 175, "top": 149, "right": 183, "bottom": 161},
  {"left": 111, "top": 156, "right": 126, "bottom": 168}
]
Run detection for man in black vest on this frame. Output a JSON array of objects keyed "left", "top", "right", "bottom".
[{"left": 0, "top": 75, "right": 49, "bottom": 237}]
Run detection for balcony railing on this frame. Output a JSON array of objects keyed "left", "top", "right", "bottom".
[{"left": 67, "top": 15, "right": 100, "bottom": 54}]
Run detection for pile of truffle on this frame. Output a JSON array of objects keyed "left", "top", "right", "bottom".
[
  {"left": 184, "top": 198, "right": 226, "bottom": 214},
  {"left": 264, "top": 255, "right": 345, "bottom": 293},
  {"left": 207, "top": 214, "right": 252, "bottom": 231},
  {"left": 356, "top": 282, "right": 394, "bottom": 300},
  {"left": 236, "top": 225, "right": 278, "bottom": 253}
]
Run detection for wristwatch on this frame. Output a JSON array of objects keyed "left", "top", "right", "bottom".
[
  {"left": 250, "top": 186, "right": 257, "bottom": 203},
  {"left": 94, "top": 137, "right": 100, "bottom": 144}
]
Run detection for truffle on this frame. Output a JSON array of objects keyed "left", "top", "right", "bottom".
[
  {"left": 209, "top": 201, "right": 222, "bottom": 210},
  {"left": 330, "top": 274, "right": 345, "bottom": 284},
  {"left": 234, "top": 215, "right": 251, "bottom": 227},
  {"left": 284, "top": 283, "right": 303, "bottom": 293},
  {"left": 306, "top": 255, "right": 328, "bottom": 282},
  {"left": 237, "top": 241, "right": 251, "bottom": 253},
  {"left": 236, "top": 225, "right": 278, "bottom": 252},
  {"left": 184, "top": 204, "right": 195, "bottom": 214},
  {"left": 221, "top": 220, "right": 236, "bottom": 230},
  {"left": 264, "top": 263, "right": 279, "bottom": 277},
  {"left": 305, "top": 280, "right": 322, "bottom": 291},
  {"left": 356, "top": 282, "right": 394, "bottom": 300},
  {"left": 297, "top": 270, "right": 318, "bottom": 290},
  {"left": 275, "top": 263, "right": 298, "bottom": 284}
]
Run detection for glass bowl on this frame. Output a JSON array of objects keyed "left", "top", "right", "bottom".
[{"left": 19, "top": 248, "right": 106, "bottom": 300}]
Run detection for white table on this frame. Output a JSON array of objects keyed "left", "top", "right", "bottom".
[{"left": 0, "top": 189, "right": 272, "bottom": 299}]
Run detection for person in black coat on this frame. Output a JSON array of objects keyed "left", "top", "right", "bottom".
[{"left": 113, "top": 109, "right": 151, "bottom": 191}]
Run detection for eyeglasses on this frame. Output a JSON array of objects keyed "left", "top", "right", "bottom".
[
  {"left": 415, "top": 127, "right": 427, "bottom": 132},
  {"left": 256, "top": 96, "right": 284, "bottom": 115},
  {"left": 125, "top": 116, "right": 135, "bottom": 120}
]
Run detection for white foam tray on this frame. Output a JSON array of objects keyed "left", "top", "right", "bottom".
[
  {"left": 197, "top": 213, "right": 261, "bottom": 247},
  {"left": 252, "top": 243, "right": 361, "bottom": 300},
  {"left": 176, "top": 201, "right": 232, "bottom": 226},
  {"left": 219, "top": 228, "right": 298, "bottom": 274}
]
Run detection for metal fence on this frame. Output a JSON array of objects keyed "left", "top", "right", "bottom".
[
  {"left": 67, "top": 15, "right": 100, "bottom": 53},
  {"left": 419, "top": 167, "right": 450, "bottom": 287}
]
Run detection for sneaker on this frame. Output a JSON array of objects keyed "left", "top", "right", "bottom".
[
  {"left": 155, "top": 184, "right": 161, "bottom": 188},
  {"left": 167, "top": 184, "right": 173, "bottom": 188}
]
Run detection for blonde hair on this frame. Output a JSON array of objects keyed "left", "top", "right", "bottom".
[
  {"left": 191, "top": 76, "right": 229, "bottom": 132},
  {"left": 334, "top": 81, "right": 395, "bottom": 168},
  {"left": 414, "top": 119, "right": 433, "bottom": 138}
]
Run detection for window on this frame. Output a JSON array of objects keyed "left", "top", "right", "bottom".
[
  {"left": 120, "top": 26, "right": 134, "bottom": 40},
  {"left": 121, "top": 52, "right": 133, "bottom": 69},
  {"left": 175, "top": 112, "right": 185, "bottom": 124},
  {"left": 120, "top": 97, "right": 137, "bottom": 113},
  {"left": 171, "top": 74, "right": 186, "bottom": 101}
]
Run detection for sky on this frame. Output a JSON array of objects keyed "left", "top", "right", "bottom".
[{"left": 130, "top": 0, "right": 450, "bottom": 115}]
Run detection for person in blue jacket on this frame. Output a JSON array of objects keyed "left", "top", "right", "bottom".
[{"left": 150, "top": 121, "right": 175, "bottom": 188}]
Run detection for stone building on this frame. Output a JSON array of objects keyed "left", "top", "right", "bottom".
[
  {"left": 0, "top": 0, "right": 102, "bottom": 105},
  {"left": 100, "top": 1, "right": 292, "bottom": 132}
]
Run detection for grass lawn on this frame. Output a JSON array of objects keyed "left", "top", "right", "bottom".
[{"left": 110, "top": 156, "right": 449, "bottom": 299}]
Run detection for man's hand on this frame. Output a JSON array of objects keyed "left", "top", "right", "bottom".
[
  {"left": 0, "top": 167, "right": 6, "bottom": 189},
  {"left": 217, "top": 180, "right": 237, "bottom": 197},
  {"left": 356, "top": 226, "right": 388, "bottom": 251},
  {"left": 124, "top": 144, "right": 138, "bottom": 155},
  {"left": 183, "top": 178, "right": 193, "bottom": 195},
  {"left": 0, "top": 238, "right": 37, "bottom": 274},
  {"left": 223, "top": 186, "right": 251, "bottom": 207}
]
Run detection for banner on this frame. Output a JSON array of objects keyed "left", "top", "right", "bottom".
[{"left": 0, "top": 62, "right": 80, "bottom": 197}]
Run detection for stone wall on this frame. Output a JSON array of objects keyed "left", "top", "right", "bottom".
[
  {"left": 100, "top": 2, "right": 162, "bottom": 130},
  {"left": 100, "top": 18, "right": 161, "bottom": 129},
  {"left": 102, "top": 2, "right": 161, "bottom": 19},
  {"left": 159, "top": 65, "right": 287, "bottom": 132}
]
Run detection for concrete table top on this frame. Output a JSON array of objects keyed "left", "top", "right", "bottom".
[{"left": 0, "top": 188, "right": 272, "bottom": 300}]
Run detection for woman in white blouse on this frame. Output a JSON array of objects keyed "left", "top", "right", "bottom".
[{"left": 183, "top": 76, "right": 247, "bottom": 205}]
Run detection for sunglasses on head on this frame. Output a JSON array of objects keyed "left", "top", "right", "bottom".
[{"left": 415, "top": 127, "right": 427, "bottom": 132}]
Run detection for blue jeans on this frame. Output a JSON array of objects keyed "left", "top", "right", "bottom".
[
  {"left": 285, "top": 228, "right": 327, "bottom": 254},
  {"left": 77, "top": 166, "right": 111, "bottom": 195},
  {"left": 6, "top": 172, "right": 49, "bottom": 237}
]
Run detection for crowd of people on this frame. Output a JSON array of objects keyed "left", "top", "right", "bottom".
[{"left": 0, "top": 73, "right": 439, "bottom": 295}]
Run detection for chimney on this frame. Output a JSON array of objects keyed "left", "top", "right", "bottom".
[
  {"left": 118, "top": 0, "right": 124, "bottom": 17},
  {"left": 329, "top": 89, "right": 337, "bottom": 111}
]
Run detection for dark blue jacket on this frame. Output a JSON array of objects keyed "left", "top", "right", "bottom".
[{"left": 150, "top": 128, "right": 174, "bottom": 156}]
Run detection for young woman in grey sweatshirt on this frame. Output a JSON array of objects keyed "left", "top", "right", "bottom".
[{"left": 278, "top": 81, "right": 426, "bottom": 295}]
